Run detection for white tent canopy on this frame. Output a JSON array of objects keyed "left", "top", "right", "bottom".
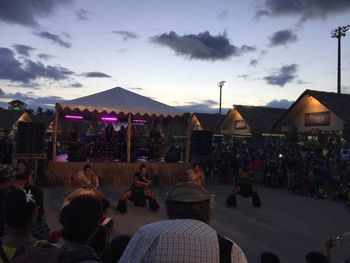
[{"left": 58, "top": 86, "right": 184, "bottom": 117}]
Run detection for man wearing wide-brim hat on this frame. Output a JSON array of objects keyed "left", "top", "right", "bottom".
[{"left": 119, "top": 182, "right": 247, "bottom": 263}]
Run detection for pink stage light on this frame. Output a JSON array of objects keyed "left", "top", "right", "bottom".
[
  {"left": 101, "top": 116, "right": 118, "bottom": 122},
  {"left": 133, "top": 119, "right": 147, "bottom": 123},
  {"left": 65, "top": 115, "right": 83, "bottom": 120}
]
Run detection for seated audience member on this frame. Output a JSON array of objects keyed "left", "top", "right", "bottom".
[
  {"left": 325, "top": 233, "right": 350, "bottom": 263},
  {"left": 89, "top": 225, "right": 109, "bottom": 259},
  {"left": 305, "top": 251, "right": 328, "bottom": 263},
  {"left": 0, "top": 165, "right": 13, "bottom": 237},
  {"left": 62, "top": 164, "right": 104, "bottom": 207},
  {"left": 100, "top": 198, "right": 116, "bottom": 239},
  {"left": 105, "top": 235, "right": 131, "bottom": 263},
  {"left": 226, "top": 160, "right": 262, "bottom": 207},
  {"left": 261, "top": 251, "right": 280, "bottom": 263},
  {"left": 14, "top": 160, "right": 34, "bottom": 187},
  {"left": 116, "top": 164, "right": 159, "bottom": 213},
  {"left": 28, "top": 185, "right": 50, "bottom": 241},
  {"left": 58, "top": 195, "right": 103, "bottom": 263},
  {"left": 0, "top": 188, "right": 58, "bottom": 262},
  {"left": 119, "top": 182, "right": 247, "bottom": 263}
]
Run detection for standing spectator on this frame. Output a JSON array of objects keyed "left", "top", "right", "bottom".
[
  {"left": 0, "top": 165, "right": 13, "bottom": 237},
  {"left": 119, "top": 182, "right": 247, "bottom": 263},
  {"left": 286, "top": 156, "right": 297, "bottom": 191},
  {"left": 340, "top": 145, "right": 350, "bottom": 166},
  {"left": 253, "top": 155, "right": 266, "bottom": 185}
]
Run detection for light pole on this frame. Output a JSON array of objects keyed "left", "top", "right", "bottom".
[
  {"left": 218, "top": 81, "right": 226, "bottom": 115},
  {"left": 331, "top": 25, "right": 350, "bottom": 94}
]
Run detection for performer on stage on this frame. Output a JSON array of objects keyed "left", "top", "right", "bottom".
[
  {"left": 116, "top": 164, "right": 159, "bottom": 213},
  {"left": 62, "top": 164, "right": 104, "bottom": 207},
  {"left": 226, "top": 160, "right": 262, "bottom": 207},
  {"left": 104, "top": 123, "right": 115, "bottom": 142}
]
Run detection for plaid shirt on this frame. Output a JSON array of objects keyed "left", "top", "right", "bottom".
[{"left": 119, "top": 219, "right": 247, "bottom": 263}]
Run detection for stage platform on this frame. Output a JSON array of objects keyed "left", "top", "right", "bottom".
[{"left": 46, "top": 159, "right": 190, "bottom": 186}]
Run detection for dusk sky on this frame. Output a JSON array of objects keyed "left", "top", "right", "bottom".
[{"left": 0, "top": 0, "right": 350, "bottom": 112}]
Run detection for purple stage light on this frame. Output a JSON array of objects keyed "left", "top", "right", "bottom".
[
  {"left": 65, "top": 115, "right": 83, "bottom": 120},
  {"left": 101, "top": 116, "right": 118, "bottom": 122},
  {"left": 133, "top": 119, "right": 147, "bottom": 123}
]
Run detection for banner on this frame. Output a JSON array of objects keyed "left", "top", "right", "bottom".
[
  {"left": 235, "top": 120, "right": 247, "bottom": 130},
  {"left": 305, "top": 111, "right": 330, "bottom": 127}
]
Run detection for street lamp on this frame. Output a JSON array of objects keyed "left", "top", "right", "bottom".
[
  {"left": 331, "top": 25, "right": 350, "bottom": 94},
  {"left": 218, "top": 80, "right": 226, "bottom": 115}
]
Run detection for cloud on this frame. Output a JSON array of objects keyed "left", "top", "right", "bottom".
[
  {"left": 111, "top": 30, "right": 139, "bottom": 41},
  {"left": 237, "top": 74, "right": 250, "bottom": 80},
  {"left": 75, "top": 9, "right": 90, "bottom": 21},
  {"left": 217, "top": 10, "right": 229, "bottom": 20},
  {"left": 128, "top": 87, "right": 144, "bottom": 91},
  {"left": 249, "top": 49, "right": 267, "bottom": 67},
  {"left": 249, "top": 59, "right": 259, "bottom": 67},
  {"left": 0, "top": 47, "right": 74, "bottom": 83},
  {"left": 175, "top": 99, "right": 229, "bottom": 113},
  {"left": 66, "top": 82, "right": 83, "bottom": 88},
  {"left": 269, "top": 30, "right": 298, "bottom": 46},
  {"left": 13, "top": 44, "right": 36, "bottom": 57},
  {"left": 37, "top": 53, "right": 55, "bottom": 60},
  {"left": 0, "top": 89, "right": 65, "bottom": 108},
  {"left": 266, "top": 99, "right": 294, "bottom": 109},
  {"left": 151, "top": 31, "right": 255, "bottom": 61},
  {"left": 82, "top": 71, "right": 111, "bottom": 78},
  {"left": 0, "top": 0, "right": 70, "bottom": 26},
  {"left": 263, "top": 64, "right": 298, "bottom": 87},
  {"left": 256, "top": 0, "right": 350, "bottom": 22},
  {"left": 34, "top": 31, "right": 71, "bottom": 48}
]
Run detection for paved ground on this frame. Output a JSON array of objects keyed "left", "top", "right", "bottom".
[{"left": 44, "top": 185, "right": 350, "bottom": 262}]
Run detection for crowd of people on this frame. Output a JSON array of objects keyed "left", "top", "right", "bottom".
[
  {"left": 1, "top": 158, "right": 348, "bottom": 262},
  {"left": 204, "top": 138, "right": 350, "bottom": 211},
  {"left": 1, "top": 134, "right": 350, "bottom": 262}
]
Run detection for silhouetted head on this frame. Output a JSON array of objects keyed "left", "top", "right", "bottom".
[{"left": 60, "top": 195, "right": 102, "bottom": 244}]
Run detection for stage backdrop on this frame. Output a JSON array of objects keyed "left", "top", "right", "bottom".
[{"left": 47, "top": 162, "right": 190, "bottom": 186}]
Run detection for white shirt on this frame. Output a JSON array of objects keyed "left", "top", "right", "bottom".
[{"left": 119, "top": 219, "right": 247, "bottom": 263}]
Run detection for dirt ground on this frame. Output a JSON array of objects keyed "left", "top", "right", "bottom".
[{"left": 44, "top": 185, "right": 350, "bottom": 263}]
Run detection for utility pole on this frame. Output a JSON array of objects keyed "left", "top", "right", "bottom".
[
  {"left": 218, "top": 81, "right": 226, "bottom": 115},
  {"left": 331, "top": 25, "right": 350, "bottom": 94}
]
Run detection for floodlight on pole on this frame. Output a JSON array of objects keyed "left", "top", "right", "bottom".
[
  {"left": 218, "top": 80, "right": 226, "bottom": 115},
  {"left": 331, "top": 25, "right": 350, "bottom": 94}
]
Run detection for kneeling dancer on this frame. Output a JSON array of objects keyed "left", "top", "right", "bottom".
[
  {"left": 116, "top": 164, "right": 159, "bottom": 213},
  {"left": 226, "top": 160, "right": 261, "bottom": 207}
]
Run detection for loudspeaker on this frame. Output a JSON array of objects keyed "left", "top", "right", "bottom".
[
  {"left": 190, "top": 130, "right": 213, "bottom": 156},
  {"left": 343, "top": 123, "right": 350, "bottom": 142},
  {"left": 17, "top": 122, "right": 45, "bottom": 154}
]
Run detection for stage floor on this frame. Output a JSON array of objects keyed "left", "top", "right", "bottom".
[{"left": 47, "top": 159, "right": 190, "bottom": 186}]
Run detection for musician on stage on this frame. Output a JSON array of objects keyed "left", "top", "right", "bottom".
[{"left": 116, "top": 164, "right": 159, "bottom": 213}]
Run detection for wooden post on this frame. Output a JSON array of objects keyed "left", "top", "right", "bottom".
[
  {"left": 185, "top": 115, "right": 193, "bottom": 163},
  {"left": 127, "top": 113, "right": 131, "bottom": 163},
  {"left": 52, "top": 104, "right": 59, "bottom": 162}
]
